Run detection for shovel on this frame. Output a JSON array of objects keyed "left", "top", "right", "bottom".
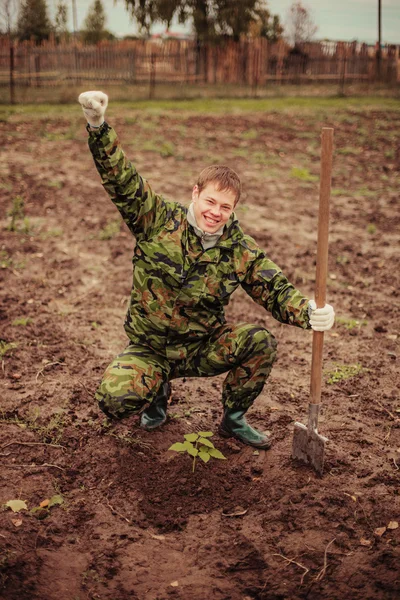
[{"left": 292, "top": 127, "right": 334, "bottom": 476}]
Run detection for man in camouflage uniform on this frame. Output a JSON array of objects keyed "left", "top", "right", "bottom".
[{"left": 79, "top": 91, "right": 335, "bottom": 450}]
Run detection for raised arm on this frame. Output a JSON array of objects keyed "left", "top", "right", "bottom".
[{"left": 78, "top": 91, "right": 168, "bottom": 238}]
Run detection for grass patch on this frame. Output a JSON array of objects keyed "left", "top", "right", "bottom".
[
  {"left": 2, "top": 96, "right": 400, "bottom": 121},
  {"left": 0, "top": 250, "right": 12, "bottom": 269},
  {"left": 142, "top": 139, "right": 176, "bottom": 157},
  {"left": 0, "top": 250, "right": 25, "bottom": 271},
  {"left": 46, "top": 179, "right": 64, "bottom": 189},
  {"left": 290, "top": 167, "right": 318, "bottom": 182},
  {"left": 337, "top": 146, "right": 362, "bottom": 156},
  {"left": 325, "top": 362, "right": 364, "bottom": 384},
  {"left": 335, "top": 317, "right": 368, "bottom": 330},
  {"left": 40, "top": 227, "right": 63, "bottom": 239},
  {"left": 99, "top": 219, "right": 121, "bottom": 240},
  {"left": 331, "top": 188, "right": 348, "bottom": 197},
  {"left": 241, "top": 128, "right": 258, "bottom": 140}
]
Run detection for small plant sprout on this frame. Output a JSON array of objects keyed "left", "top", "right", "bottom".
[
  {"left": 169, "top": 431, "right": 226, "bottom": 473},
  {"left": 7, "top": 196, "right": 25, "bottom": 231}
]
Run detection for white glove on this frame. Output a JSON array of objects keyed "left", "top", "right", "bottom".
[
  {"left": 308, "top": 300, "right": 335, "bottom": 331},
  {"left": 78, "top": 90, "right": 108, "bottom": 128}
]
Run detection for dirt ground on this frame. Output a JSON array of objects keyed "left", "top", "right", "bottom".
[{"left": 0, "top": 102, "right": 399, "bottom": 600}]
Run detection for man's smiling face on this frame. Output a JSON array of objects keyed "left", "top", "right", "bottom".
[{"left": 192, "top": 182, "right": 236, "bottom": 233}]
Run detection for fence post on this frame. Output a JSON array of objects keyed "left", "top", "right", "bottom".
[
  {"left": 149, "top": 49, "right": 156, "bottom": 99},
  {"left": 339, "top": 54, "right": 347, "bottom": 95},
  {"left": 252, "top": 44, "right": 260, "bottom": 97},
  {"left": 9, "top": 40, "right": 15, "bottom": 105},
  {"left": 35, "top": 53, "right": 41, "bottom": 87}
]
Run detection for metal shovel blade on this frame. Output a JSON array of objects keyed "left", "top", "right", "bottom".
[{"left": 292, "top": 420, "right": 328, "bottom": 476}]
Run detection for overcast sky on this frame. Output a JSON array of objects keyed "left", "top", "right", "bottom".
[{"left": 49, "top": 0, "right": 399, "bottom": 45}]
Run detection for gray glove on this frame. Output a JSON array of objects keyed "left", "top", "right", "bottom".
[{"left": 78, "top": 90, "right": 108, "bottom": 128}]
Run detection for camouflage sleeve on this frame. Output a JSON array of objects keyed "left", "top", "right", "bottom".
[
  {"left": 242, "top": 253, "right": 311, "bottom": 329},
  {"left": 87, "top": 122, "right": 167, "bottom": 237}
]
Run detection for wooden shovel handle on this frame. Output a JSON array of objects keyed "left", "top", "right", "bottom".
[{"left": 310, "top": 128, "right": 334, "bottom": 406}]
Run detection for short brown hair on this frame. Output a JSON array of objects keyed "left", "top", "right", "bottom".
[{"left": 196, "top": 165, "right": 241, "bottom": 205}]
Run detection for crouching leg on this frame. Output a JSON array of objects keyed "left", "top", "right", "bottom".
[{"left": 95, "top": 343, "right": 170, "bottom": 424}]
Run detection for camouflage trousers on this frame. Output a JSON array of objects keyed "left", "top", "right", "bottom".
[{"left": 96, "top": 323, "right": 277, "bottom": 419}]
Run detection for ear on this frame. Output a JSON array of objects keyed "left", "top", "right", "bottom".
[{"left": 192, "top": 185, "right": 199, "bottom": 202}]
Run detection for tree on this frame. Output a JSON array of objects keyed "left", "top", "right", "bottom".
[
  {"left": 249, "top": 5, "right": 283, "bottom": 42},
  {"left": 121, "top": 0, "right": 211, "bottom": 38},
  {"left": 121, "top": 0, "right": 281, "bottom": 41},
  {"left": 83, "top": 0, "right": 107, "bottom": 44},
  {"left": 54, "top": 0, "right": 69, "bottom": 40},
  {"left": 17, "top": 0, "right": 52, "bottom": 42},
  {"left": 214, "top": 0, "right": 281, "bottom": 43},
  {"left": 0, "top": 0, "right": 20, "bottom": 35},
  {"left": 285, "top": 1, "right": 317, "bottom": 46}
]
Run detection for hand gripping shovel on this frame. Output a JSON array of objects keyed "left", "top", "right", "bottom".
[{"left": 292, "top": 127, "right": 334, "bottom": 476}]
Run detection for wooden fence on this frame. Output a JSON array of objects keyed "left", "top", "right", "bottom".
[{"left": 1, "top": 37, "right": 399, "bottom": 100}]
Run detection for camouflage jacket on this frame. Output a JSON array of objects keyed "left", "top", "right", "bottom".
[{"left": 88, "top": 123, "right": 311, "bottom": 361}]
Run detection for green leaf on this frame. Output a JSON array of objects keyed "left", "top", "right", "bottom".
[
  {"left": 184, "top": 433, "right": 199, "bottom": 442},
  {"left": 186, "top": 444, "right": 198, "bottom": 457},
  {"left": 197, "top": 431, "right": 213, "bottom": 438},
  {"left": 199, "top": 445, "right": 212, "bottom": 453},
  {"left": 48, "top": 495, "right": 64, "bottom": 508},
  {"left": 5, "top": 499, "right": 28, "bottom": 512},
  {"left": 208, "top": 448, "right": 226, "bottom": 460},
  {"left": 168, "top": 442, "right": 186, "bottom": 452},
  {"left": 198, "top": 437, "right": 214, "bottom": 448},
  {"left": 199, "top": 451, "right": 211, "bottom": 463}
]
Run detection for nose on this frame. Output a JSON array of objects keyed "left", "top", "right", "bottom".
[{"left": 210, "top": 205, "right": 221, "bottom": 216}]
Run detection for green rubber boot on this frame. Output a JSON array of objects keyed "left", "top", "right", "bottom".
[
  {"left": 140, "top": 382, "right": 171, "bottom": 431},
  {"left": 218, "top": 407, "right": 271, "bottom": 449}
]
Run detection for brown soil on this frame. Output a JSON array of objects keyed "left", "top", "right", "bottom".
[{"left": 0, "top": 106, "right": 399, "bottom": 600}]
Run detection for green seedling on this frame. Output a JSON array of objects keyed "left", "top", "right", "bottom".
[
  {"left": 12, "top": 317, "right": 32, "bottom": 326},
  {"left": 30, "top": 494, "right": 64, "bottom": 519},
  {"left": 0, "top": 340, "right": 18, "bottom": 358},
  {"left": 367, "top": 223, "right": 377, "bottom": 235},
  {"left": 0, "top": 250, "right": 12, "bottom": 269},
  {"left": 6, "top": 196, "right": 25, "bottom": 232},
  {"left": 169, "top": 431, "right": 226, "bottom": 473},
  {"left": 325, "top": 362, "right": 363, "bottom": 385}
]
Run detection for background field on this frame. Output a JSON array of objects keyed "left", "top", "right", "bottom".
[{"left": 0, "top": 97, "right": 399, "bottom": 599}]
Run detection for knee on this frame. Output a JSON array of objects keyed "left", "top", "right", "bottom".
[
  {"left": 95, "top": 381, "right": 146, "bottom": 420},
  {"left": 248, "top": 325, "right": 277, "bottom": 352}
]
